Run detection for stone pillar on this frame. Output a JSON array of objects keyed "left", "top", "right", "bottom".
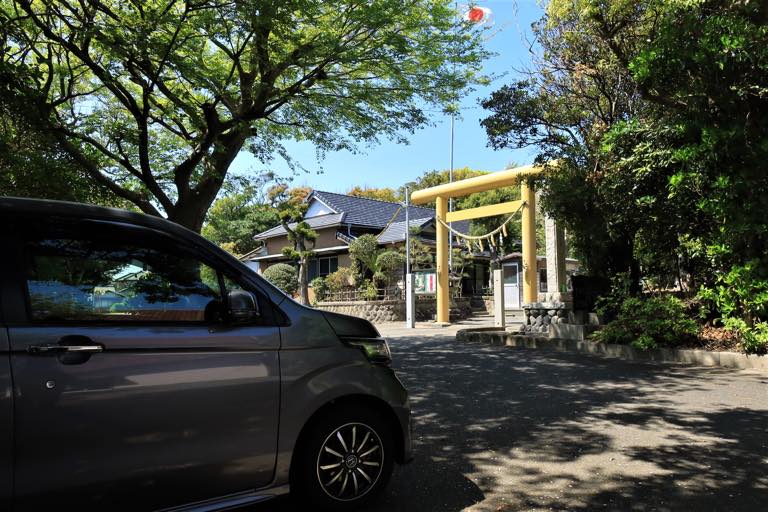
[
  {"left": 544, "top": 213, "right": 567, "bottom": 301},
  {"left": 493, "top": 269, "right": 505, "bottom": 329}
]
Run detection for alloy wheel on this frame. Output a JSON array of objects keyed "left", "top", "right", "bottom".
[{"left": 315, "top": 422, "right": 384, "bottom": 502}]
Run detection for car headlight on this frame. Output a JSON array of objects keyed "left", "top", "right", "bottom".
[{"left": 343, "top": 338, "right": 392, "bottom": 365}]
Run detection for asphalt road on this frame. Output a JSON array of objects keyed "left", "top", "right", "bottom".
[{"left": 251, "top": 323, "right": 768, "bottom": 511}]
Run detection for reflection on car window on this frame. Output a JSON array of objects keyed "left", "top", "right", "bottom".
[{"left": 26, "top": 238, "right": 223, "bottom": 323}]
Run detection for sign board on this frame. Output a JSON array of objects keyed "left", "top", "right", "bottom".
[{"left": 413, "top": 270, "right": 437, "bottom": 295}]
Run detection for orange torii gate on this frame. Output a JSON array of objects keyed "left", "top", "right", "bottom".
[{"left": 410, "top": 163, "right": 556, "bottom": 324}]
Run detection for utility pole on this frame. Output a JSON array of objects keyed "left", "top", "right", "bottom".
[
  {"left": 405, "top": 187, "right": 411, "bottom": 275},
  {"left": 449, "top": 114, "right": 454, "bottom": 274},
  {"left": 405, "top": 186, "right": 415, "bottom": 328}
]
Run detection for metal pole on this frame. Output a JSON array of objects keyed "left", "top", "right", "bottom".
[
  {"left": 448, "top": 0, "right": 457, "bottom": 274},
  {"left": 448, "top": 97, "right": 455, "bottom": 274},
  {"left": 405, "top": 187, "right": 415, "bottom": 328},
  {"left": 405, "top": 187, "right": 411, "bottom": 275}
]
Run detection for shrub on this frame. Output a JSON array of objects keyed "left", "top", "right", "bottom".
[
  {"left": 310, "top": 277, "right": 328, "bottom": 303},
  {"left": 721, "top": 318, "right": 768, "bottom": 355},
  {"left": 325, "top": 267, "right": 355, "bottom": 293},
  {"left": 594, "top": 272, "right": 633, "bottom": 322},
  {"left": 591, "top": 295, "right": 699, "bottom": 350},
  {"left": 375, "top": 250, "right": 404, "bottom": 286},
  {"left": 697, "top": 260, "right": 768, "bottom": 354},
  {"left": 349, "top": 236, "right": 405, "bottom": 287},
  {"left": 698, "top": 260, "right": 768, "bottom": 323},
  {"left": 360, "top": 279, "right": 378, "bottom": 301},
  {"left": 262, "top": 263, "right": 298, "bottom": 296},
  {"left": 348, "top": 234, "right": 380, "bottom": 277},
  {"left": 742, "top": 322, "right": 768, "bottom": 355}
]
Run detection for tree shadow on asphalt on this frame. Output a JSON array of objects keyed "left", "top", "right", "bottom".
[{"left": 250, "top": 334, "right": 768, "bottom": 511}]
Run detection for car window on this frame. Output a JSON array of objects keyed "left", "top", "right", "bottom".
[{"left": 25, "top": 238, "right": 224, "bottom": 323}]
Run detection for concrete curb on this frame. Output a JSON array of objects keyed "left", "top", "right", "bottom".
[{"left": 456, "top": 329, "right": 768, "bottom": 372}]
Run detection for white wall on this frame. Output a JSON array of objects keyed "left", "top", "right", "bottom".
[{"left": 305, "top": 199, "right": 334, "bottom": 218}]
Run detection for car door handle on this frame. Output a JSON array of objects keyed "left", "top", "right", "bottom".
[{"left": 28, "top": 343, "right": 104, "bottom": 354}]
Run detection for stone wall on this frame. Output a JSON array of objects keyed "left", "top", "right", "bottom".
[
  {"left": 316, "top": 297, "right": 472, "bottom": 324},
  {"left": 316, "top": 300, "right": 404, "bottom": 324},
  {"left": 520, "top": 301, "right": 569, "bottom": 334}
]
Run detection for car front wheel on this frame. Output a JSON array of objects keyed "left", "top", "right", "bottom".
[{"left": 292, "top": 404, "right": 394, "bottom": 510}]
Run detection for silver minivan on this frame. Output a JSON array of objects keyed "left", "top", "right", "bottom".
[{"left": 0, "top": 197, "right": 412, "bottom": 511}]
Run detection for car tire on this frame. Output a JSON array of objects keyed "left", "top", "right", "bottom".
[{"left": 292, "top": 404, "right": 395, "bottom": 511}]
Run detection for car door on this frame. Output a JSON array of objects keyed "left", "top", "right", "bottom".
[
  {"left": 7, "top": 218, "right": 281, "bottom": 511},
  {"left": 0, "top": 251, "right": 12, "bottom": 511}
]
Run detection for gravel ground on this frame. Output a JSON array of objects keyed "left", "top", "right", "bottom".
[{"left": 250, "top": 321, "right": 768, "bottom": 511}]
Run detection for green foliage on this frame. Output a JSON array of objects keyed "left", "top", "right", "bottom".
[
  {"left": 594, "top": 272, "right": 633, "bottom": 321},
  {"left": 375, "top": 251, "right": 405, "bottom": 286},
  {"left": 347, "top": 186, "right": 401, "bottom": 203},
  {"left": 0, "top": 61, "right": 125, "bottom": 206},
  {"left": 348, "top": 235, "right": 381, "bottom": 278},
  {"left": 698, "top": 261, "right": 768, "bottom": 354},
  {"left": 262, "top": 263, "right": 298, "bottom": 297},
  {"left": 309, "top": 277, "right": 328, "bottom": 304},
  {"left": 202, "top": 179, "right": 279, "bottom": 255},
  {"left": 400, "top": 230, "right": 434, "bottom": 271},
  {"left": 268, "top": 184, "right": 317, "bottom": 304},
  {"left": 698, "top": 261, "right": 768, "bottom": 324},
  {"left": 1, "top": 0, "right": 488, "bottom": 230},
  {"left": 483, "top": 0, "right": 768, "bottom": 339},
  {"left": 720, "top": 318, "right": 768, "bottom": 355},
  {"left": 325, "top": 267, "right": 356, "bottom": 294},
  {"left": 349, "top": 234, "right": 404, "bottom": 287},
  {"left": 480, "top": 0, "right": 645, "bottom": 282},
  {"left": 592, "top": 295, "right": 700, "bottom": 350},
  {"left": 360, "top": 280, "right": 378, "bottom": 301}
]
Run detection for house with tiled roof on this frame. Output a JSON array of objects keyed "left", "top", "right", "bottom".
[
  {"left": 242, "top": 190, "right": 471, "bottom": 283},
  {"left": 242, "top": 189, "right": 582, "bottom": 307}
]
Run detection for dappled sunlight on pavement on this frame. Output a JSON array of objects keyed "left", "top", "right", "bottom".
[{"left": 248, "top": 322, "right": 768, "bottom": 511}]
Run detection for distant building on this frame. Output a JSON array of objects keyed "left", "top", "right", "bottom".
[
  {"left": 243, "top": 190, "right": 469, "bottom": 279},
  {"left": 242, "top": 190, "right": 579, "bottom": 307}
]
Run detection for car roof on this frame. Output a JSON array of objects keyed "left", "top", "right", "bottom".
[{"left": 0, "top": 196, "right": 195, "bottom": 240}]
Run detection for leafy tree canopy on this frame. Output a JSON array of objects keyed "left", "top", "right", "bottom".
[
  {"left": 482, "top": 0, "right": 768, "bottom": 348},
  {"left": 1, "top": 0, "right": 489, "bottom": 231},
  {"left": 201, "top": 176, "right": 279, "bottom": 255},
  {"left": 347, "top": 186, "right": 401, "bottom": 203}
]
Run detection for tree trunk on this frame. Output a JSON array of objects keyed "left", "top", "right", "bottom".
[
  {"left": 167, "top": 200, "right": 214, "bottom": 233},
  {"left": 298, "top": 256, "right": 310, "bottom": 305},
  {"left": 153, "top": 129, "right": 248, "bottom": 233}
]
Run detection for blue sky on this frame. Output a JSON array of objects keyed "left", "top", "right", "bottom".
[{"left": 230, "top": 0, "right": 544, "bottom": 193}]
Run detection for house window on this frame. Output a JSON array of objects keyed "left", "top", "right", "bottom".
[
  {"left": 308, "top": 256, "right": 339, "bottom": 282},
  {"left": 319, "top": 256, "right": 339, "bottom": 276}
]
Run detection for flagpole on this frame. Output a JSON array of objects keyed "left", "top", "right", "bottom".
[{"left": 448, "top": 0, "right": 457, "bottom": 275}]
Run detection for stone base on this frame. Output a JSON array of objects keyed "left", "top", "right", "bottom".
[
  {"left": 549, "top": 323, "right": 600, "bottom": 341},
  {"left": 521, "top": 301, "right": 570, "bottom": 334}
]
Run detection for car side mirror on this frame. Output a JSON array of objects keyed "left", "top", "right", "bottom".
[{"left": 227, "top": 290, "right": 260, "bottom": 323}]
